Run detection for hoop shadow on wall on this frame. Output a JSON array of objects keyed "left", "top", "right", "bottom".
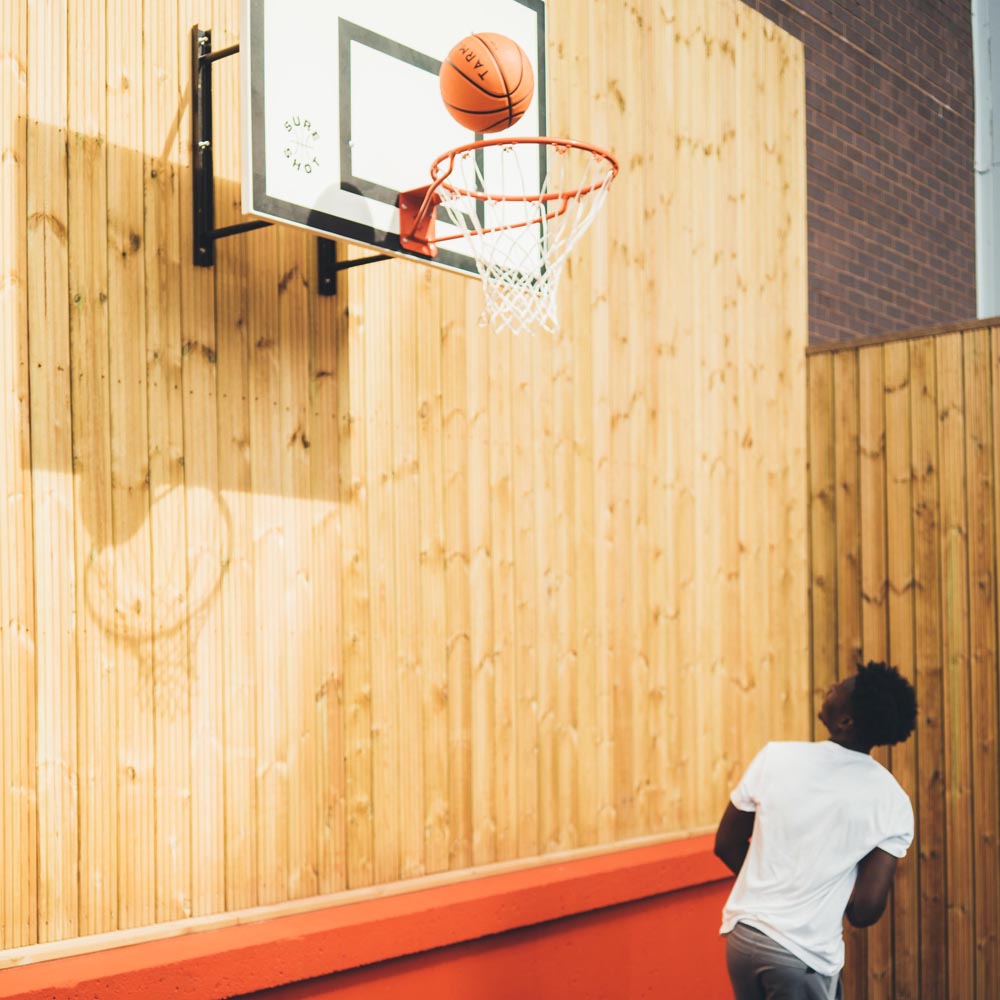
[
  {"left": 83, "top": 485, "right": 234, "bottom": 719},
  {"left": 16, "top": 116, "right": 347, "bottom": 710}
]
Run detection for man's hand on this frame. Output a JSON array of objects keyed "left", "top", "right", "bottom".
[
  {"left": 714, "top": 802, "right": 756, "bottom": 876},
  {"left": 845, "top": 847, "right": 898, "bottom": 927}
]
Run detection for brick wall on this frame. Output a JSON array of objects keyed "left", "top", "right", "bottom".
[{"left": 747, "top": 0, "right": 976, "bottom": 345}]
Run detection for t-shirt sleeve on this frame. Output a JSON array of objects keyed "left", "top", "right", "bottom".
[
  {"left": 730, "top": 743, "right": 771, "bottom": 812},
  {"left": 877, "top": 792, "right": 915, "bottom": 858}
]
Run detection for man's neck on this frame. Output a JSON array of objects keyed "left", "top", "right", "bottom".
[{"left": 828, "top": 736, "right": 872, "bottom": 755}]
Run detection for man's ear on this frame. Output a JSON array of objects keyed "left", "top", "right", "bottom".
[{"left": 832, "top": 712, "right": 854, "bottom": 735}]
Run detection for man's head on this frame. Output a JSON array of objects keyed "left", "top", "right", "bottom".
[{"left": 819, "top": 661, "right": 917, "bottom": 751}]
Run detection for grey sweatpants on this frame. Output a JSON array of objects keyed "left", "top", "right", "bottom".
[{"left": 725, "top": 922, "right": 843, "bottom": 1000}]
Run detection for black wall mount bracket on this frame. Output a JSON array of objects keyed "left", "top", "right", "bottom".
[{"left": 191, "top": 25, "right": 389, "bottom": 295}]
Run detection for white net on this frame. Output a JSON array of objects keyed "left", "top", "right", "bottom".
[{"left": 432, "top": 139, "right": 617, "bottom": 336}]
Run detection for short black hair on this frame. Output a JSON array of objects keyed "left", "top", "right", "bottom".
[{"left": 849, "top": 661, "right": 917, "bottom": 748}]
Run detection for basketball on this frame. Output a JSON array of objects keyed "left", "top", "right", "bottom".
[{"left": 439, "top": 33, "right": 535, "bottom": 133}]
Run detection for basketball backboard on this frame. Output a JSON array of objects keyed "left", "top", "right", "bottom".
[{"left": 240, "top": 0, "right": 548, "bottom": 277}]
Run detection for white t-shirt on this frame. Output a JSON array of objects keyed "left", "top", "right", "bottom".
[{"left": 719, "top": 740, "right": 914, "bottom": 977}]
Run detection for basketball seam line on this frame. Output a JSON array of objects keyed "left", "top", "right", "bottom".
[
  {"left": 443, "top": 93, "right": 533, "bottom": 117},
  {"left": 475, "top": 33, "right": 519, "bottom": 126},
  {"left": 443, "top": 56, "right": 523, "bottom": 101}
]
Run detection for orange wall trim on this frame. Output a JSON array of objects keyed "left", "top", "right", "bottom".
[{"left": 0, "top": 836, "right": 733, "bottom": 1000}]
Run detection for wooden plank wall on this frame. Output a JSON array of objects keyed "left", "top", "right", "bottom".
[
  {"left": 808, "top": 323, "right": 1000, "bottom": 1000},
  {"left": 0, "top": 0, "right": 809, "bottom": 953}
]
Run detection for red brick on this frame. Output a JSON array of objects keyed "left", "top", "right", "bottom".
[{"left": 747, "top": 0, "right": 975, "bottom": 343}]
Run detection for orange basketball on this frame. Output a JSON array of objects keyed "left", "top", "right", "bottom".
[{"left": 439, "top": 33, "right": 535, "bottom": 134}]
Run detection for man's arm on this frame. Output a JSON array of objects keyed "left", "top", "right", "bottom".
[
  {"left": 845, "top": 847, "right": 898, "bottom": 927},
  {"left": 714, "top": 802, "right": 756, "bottom": 876}
]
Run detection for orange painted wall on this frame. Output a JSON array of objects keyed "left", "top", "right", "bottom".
[
  {"left": 254, "top": 881, "right": 731, "bottom": 1000},
  {"left": 0, "top": 836, "right": 733, "bottom": 1000}
]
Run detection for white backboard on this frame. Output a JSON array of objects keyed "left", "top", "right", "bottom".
[{"left": 240, "top": 0, "right": 548, "bottom": 276}]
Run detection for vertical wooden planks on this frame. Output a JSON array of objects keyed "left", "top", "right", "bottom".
[
  {"left": 774, "top": 28, "right": 810, "bottom": 743},
  {"left": 715, "top": 0, "right": 745, "bottom": 807},
  {"left": 560, "top": 0, "right": 598, "bottom": 849},
  {"left": 545, "top": 2, "right": 578, "bottom": 852},
  {"left": 690, "top": 0, "right": 712, "bottom": 820},
  {"left": 698, "top": 0, "right": 734, "bottom": 815},
  {"left": 982, "top": 326, "right": 1000, "bottom": 997},
  {"left": 144, "top": 0, "right": 191, "bottom": 925},
  {"left": 832, "top": 351, "right": 862, "bottom": 680},
  {"left": 883, "top": 341, "right": 919, "bottom": 1000},
  {"left": 446, "top": 271, "right": 471, "bottom": 870},
  {"left": 66, "top": 0, "right": 114, "bottom": 938},
  {"left": 106, "top": 0, "right": 156, "bottom": 930},
  {"left": 416, "top": 271, "right": 449, "bottom": 875},
  {"left": 857, "top": 347, "right": 888, "bottom": 664},
  {"left": 442, "top": 281, "right": 472, "bottom": 869},
  {"left": 247, "top": 225, "right": 289, "bottom": 905},
  {"left": 644, "top": 0, "right": 677, "bottom": 836},
  {"left": 936, "top": 333, "right": 975, "bottom": 1000},
  {"left": 310, "top": 249, "right": 346, "bottom": 896},
  {"left": 672, "top": 0, "right": 700, "bottom": 828},
  {"left": 832, "top": 348, "right": 865, "bottom": 998},
  {"left": 390, "top": 263, "right": 425, "bottom": 879},
  {"left": 0, "top": 0, "right": 37, "bottom": 949},
  {"left": 553, "top": 306, "right": 578, "bottom": 850},
  {"left": 968, "top": 328, "right": 999, "bottom": 997},
  {"left": 760, "top": 15, "right": 784, "bottom": 761},
  {"left": 586, "top": 0, "right": 615, "bottom": 847},
  {"left": 605, "top": 0, "right": 633, "bottom": 841},
  {"left": 176, "top": 0, "right": 253, "bottom": 917},
  {"left": 467, "top": 277, "right": 496, "bottom": 866},
  {"left": 488, "top": 320, "right": 517, "bottom": 862},
  {"left": 908, "top": 335, "right": 946, "bottom": 1000},
  {"left": 627, "top": 0, "right": 652, "bottom": 835},
  {"left": 858, "top": 345, "right": 893, "bottom": 1000},
  {"left": 28, "top": 0, "right": 78, "bottom": 944},
  {"left": 532, "top": 279, "right": 558, "bottom": 851},
  {"left": 339, "top": 260, "right": 373, "bottom": 889},
  {"left": 277, "top": 227, "right": 316, "bottom": 901},
  {"left": 199, "top": 5, "right": 234, "bottom": 918},
  {"left": 547, "top": 20, "right": 580, "bottom": 840},
  {"left": 363, "top": 266, "right": 400, "bottom": 886},
  {"left": 811, "top": 327, "right": 1000, "bottom": 1000},
  {"left": 983, "top": 325, "right": 1000, "bottom": 997},
  {"left": 734, "top": 5, "right": 768, "bottom": 778},
  {"left": 657, "top": 0, "right": 688, "bottom": 831},
  {"left": 510, "top": 318, "right": 538, "bottom": 856},
  {"left": 213, "top": 204, "right": 257, "bottom": 913},
  {"left": 570, "top": 254, "right": 601, "bottom": 847},
  {"left": 808, "top": 355, "right": 838, "bottom": 731},
  {"left": 184, "top": 1, "right": 232, "bottom": 922}
]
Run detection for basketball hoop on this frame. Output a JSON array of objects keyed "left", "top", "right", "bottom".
[{"left": 399, "top": 136, "right": 619, "bottom": 336}]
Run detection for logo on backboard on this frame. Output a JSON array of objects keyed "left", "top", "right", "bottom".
[{"left": 282, "top": 115, "right": 321, "bottom": 174}]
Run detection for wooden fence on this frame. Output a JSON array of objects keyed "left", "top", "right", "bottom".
[
  {"left": 808, "top": 320, "right": 1000, "bottom": 1000},
  {"left": 0, "top": 0, "right": 809, "bottom": 958}
]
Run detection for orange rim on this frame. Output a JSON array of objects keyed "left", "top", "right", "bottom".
[{"left": 429, "top": 136, "right": 619, "bottom": 204}]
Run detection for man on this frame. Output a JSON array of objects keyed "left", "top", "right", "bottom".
[{"left": 714, "top": 660, "right": 917, "bottom": 1000}]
